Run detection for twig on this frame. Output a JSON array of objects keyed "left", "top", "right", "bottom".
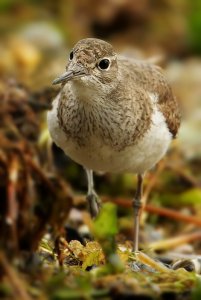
[
  {"left": 149, "top": 231, "right": 201, "bottom": 251},
  {"left": 145, "top": 203, "right": 201, "bottom": 227},
  {"left": 135, "top": 251, "right": 171, "bottom": 272},
  {"left": 54, "top": 236, "right": 78, "bottom": 267},
  {"left": 6, "top": 154, "right": 19, "bottom": 251},
  {"left": 109, "top": 198, "right": 201, "bottom": 227},
  {"left": 6, "top": 155, "right": 19, "bottom": 225}
]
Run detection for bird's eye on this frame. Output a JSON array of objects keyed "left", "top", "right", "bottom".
[
  {"left": 69, "top": 51, "right": 74, "bottom": 60},
  {"left": 98, "top": 59, "right": 110, "bottom": 70}
]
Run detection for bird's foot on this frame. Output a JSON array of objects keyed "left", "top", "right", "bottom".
[
  {"left": 133, "top": 251, "right": 171, "bottom": 273},
  {"left": 86, "top": 191, "right": 101, "bottom": 219}
]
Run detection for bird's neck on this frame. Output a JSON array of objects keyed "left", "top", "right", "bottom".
[{"left": 70, "top": 80, "right": 104, "bottom": 104}]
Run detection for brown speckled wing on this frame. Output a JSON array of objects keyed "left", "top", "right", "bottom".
[
  {"left": 150, "top": 65, "right": 181, "bottom": 138},
  {"left": 157, "top": 89, "right": 181, "bottom": 138},
  {"left": 127, "top": 61, "right": 181, "bottom": 139}
]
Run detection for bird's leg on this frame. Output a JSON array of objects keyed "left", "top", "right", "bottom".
[
  {"left": 85, "top": 169, "right": 101, "bottom": 218},
  {"left": 132, "top": 174, "right": 144, "bottom": 252}
]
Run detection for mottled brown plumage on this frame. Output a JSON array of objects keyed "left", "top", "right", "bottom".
[{"left": 47, "top": 38, "right": 181, "bottom": 251}]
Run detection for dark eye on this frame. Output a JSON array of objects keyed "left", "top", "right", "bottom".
[
  {"left": 69, "top": 51, "right": 73, "bottom": 60},
  {"left": 98, "top": 59, "right": 110, "bottom": 70}
]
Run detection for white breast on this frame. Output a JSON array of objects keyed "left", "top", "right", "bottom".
[
  {"left": 47, "top": 94, "right": 68, "bottom": 148},
  {"left": 47, "top": 96, "right": 172, "bottom": 174}
]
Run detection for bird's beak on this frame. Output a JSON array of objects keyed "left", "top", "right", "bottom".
[{"left": 52, "top": 66, "right": 88, "bottom": 85}]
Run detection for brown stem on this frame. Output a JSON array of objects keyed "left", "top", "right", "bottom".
[
  {"left": 6, "top": 155, "right": 19, "bottom": 224},
  {"left": 6, "top": 155, "right": 19, "bottom": 252},
  {"left": 105, "top": 197, "right": 201, "bottom": 227},
  {"left": 145, "top": 203, "right": 201, "bottom": 227}
]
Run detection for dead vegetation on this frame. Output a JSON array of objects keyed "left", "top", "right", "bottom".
[
  {"left": 0, "top": 0, "right": 201, "bottom": 299},
  {"left": 0, "top": 79, "right": 72, "bottom": 256}
]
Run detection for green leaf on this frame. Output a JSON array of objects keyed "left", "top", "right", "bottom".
[
  {"left": 82, "top": 251, "right": 101, "bottom": 270},
  {"left": 51, "top": 288, "right": 84, "bottom": 300},
  {"left": 180, "top": 188, "right": 201, "bottom": 205},
  {"left": 192, "top": 278, "right": 201, "bottom": 300},
  {"left": 92, "top": 203, "right": 124, "bottom": 274},
  {"left": 93, "top": 203, "right": 118, "bottom": 240}
]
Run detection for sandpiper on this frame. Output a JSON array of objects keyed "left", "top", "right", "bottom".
[{"left": 47, "top": 38, "right": 180, "bottom": 251}]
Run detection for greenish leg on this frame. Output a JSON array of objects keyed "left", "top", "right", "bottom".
[
  {"left": 133, "top": 173, "right": 144, "bottom": 252},
  {"left": 85, "top": 169, "right": 101, "bottom": 218}
]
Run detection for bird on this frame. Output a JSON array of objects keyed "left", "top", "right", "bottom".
[{"left": 47, "top": 38, "right": 180, "bottom": 252}]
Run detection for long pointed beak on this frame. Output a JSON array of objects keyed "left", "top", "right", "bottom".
[
  {"left": 52, "top": 71, "right": 74, "bottom": 85},
  {"left": 52, "top": 67, "right": 87, "bottom": 85}
]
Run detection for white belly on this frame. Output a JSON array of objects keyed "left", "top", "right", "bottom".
[{"left": 47, "top": 96, "right": 172, "bottom": 174}]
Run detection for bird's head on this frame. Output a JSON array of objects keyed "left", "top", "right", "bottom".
[{"left": 52, "top": 38, "right": 118, "bottom": 93}]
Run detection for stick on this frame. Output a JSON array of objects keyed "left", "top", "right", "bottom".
[
  {"left": 110, "top": 198, "right": 201, "bottom": 227},
  {"left": 135, "top": 251, "right": 171, "bottom": 272},
  {"left": 149, "top": 231, "right": 201, "bottom": 251}
]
